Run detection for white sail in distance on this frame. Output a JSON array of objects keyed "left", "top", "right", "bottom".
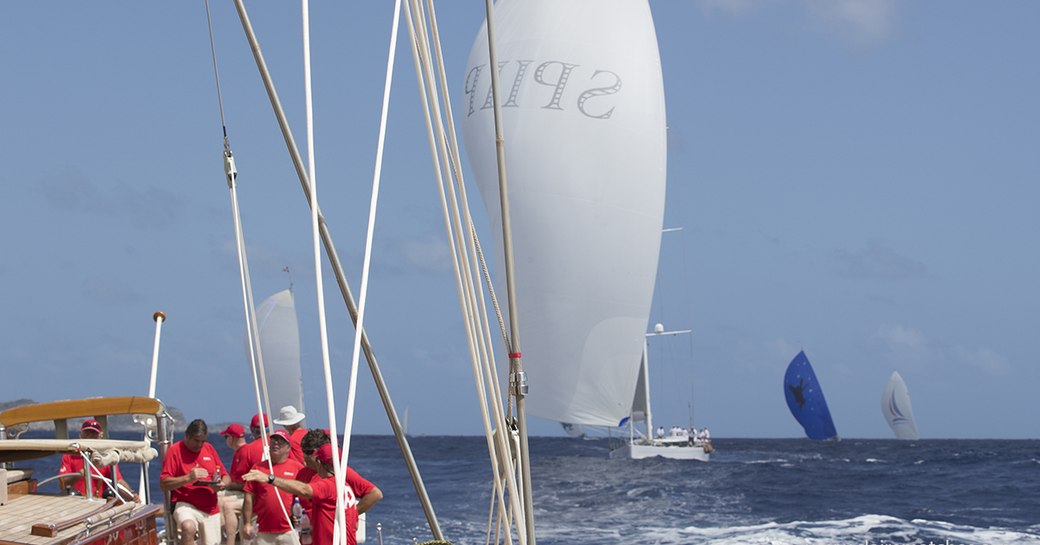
[
  {"left": 462, "top": 0, "right": 667, "bottom": 427},
  {"left": 251, "top": 289, "right": 305, "bottom": 416},
  {"left": 882, "top": 371, "right": 918, "bottom": 440}
]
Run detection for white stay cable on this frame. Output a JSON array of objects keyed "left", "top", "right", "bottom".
[
  {"left": 228, "top": 174, "right": 273, "bottom": 455},
  {"left": 206, "top": 0, "right": 275, "bottom": 498},
  {"left": 404, "top": 1, "right": 523, "bottom": 543},
  {"left": 421, "top": 0, "right": 524, "bottom": 536},
  {"left": 297, "top": 2, "right": 346, "bottom": 545},
  {"left": 339, "top": 0, "right": 403, "bottom": 481}
]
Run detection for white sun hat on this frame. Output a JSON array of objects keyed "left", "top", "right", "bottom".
[{"left": 272, "top": 405, "right": 305, "bottom": 426}]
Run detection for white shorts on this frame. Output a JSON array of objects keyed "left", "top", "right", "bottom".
[
  {"left": 173, "top": 502, "right": 222, "bottom": 545},
  {"left": 221, "top": 490, "right": 245, "bottom": 512},
  {"left": 255, "top": 532, "right": 299, "bottom": 545}
]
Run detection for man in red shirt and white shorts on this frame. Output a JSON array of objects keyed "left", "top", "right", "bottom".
[
  {"left": 242, "top": 430, "right": 304, "bottom": 545},
  {"left": 160, "top": 419, "right": 230, "bottom": 545},
  {"left": 244, "top": 440, "right": 381, "bottom": 545}
]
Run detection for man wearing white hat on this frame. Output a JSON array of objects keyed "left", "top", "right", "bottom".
[{"left": 273, "top": 406, "right": 306, "bottom": 464}]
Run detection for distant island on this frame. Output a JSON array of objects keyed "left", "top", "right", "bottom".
[{"left": 0, "top": 398, "right": 188, "bottom": 433}]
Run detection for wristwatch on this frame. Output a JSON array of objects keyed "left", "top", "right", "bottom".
[{"left": 267, "top": 474, "right": 276, "bottom": 484}]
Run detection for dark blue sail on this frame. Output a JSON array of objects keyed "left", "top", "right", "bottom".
[{"left": 783, "top": 351, "right": 838, "bottom": 440}]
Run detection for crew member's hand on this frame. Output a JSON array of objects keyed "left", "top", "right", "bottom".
[{"left": 242, "top": 469, "right": 266, "bottom": 482}]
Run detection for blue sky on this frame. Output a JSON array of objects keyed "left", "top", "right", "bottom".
[{"left": 1, "top": 1, "right": 1037, "bottom": 439}]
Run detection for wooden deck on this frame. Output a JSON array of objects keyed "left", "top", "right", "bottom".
[{"left": 0, "top": 494, "right": 159, "bottom": 545}]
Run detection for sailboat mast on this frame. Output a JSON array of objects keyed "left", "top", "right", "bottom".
[
  {"left": 229, "top": 1, "right": 443, "bottom": 540},
  {"left": 482, "top": 1, "right": 537, "bottom": 543},
  {"left": 642, "top": 340, "right": 653, "bottom": 440}
]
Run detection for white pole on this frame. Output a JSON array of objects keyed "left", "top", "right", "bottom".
[
  {"left": 142, "top": 310, "right": 166, "bottom": 503},
  {"left": 147, "top": 311, "right": 166, "bottom": 398}
]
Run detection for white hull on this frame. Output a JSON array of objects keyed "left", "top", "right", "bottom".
[{"left": 609, "top": 441, "right": 711, "bottom": 461}]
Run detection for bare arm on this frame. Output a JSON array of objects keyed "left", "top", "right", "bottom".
[
  {"left": 242, "top": 469, "right": 313, "bottom": 498},
  {"left": 242, "top": 492, "right": 255, "bottom": 539},
  {"left": 357, "top": 486, "right": 382, "bottom": 515}
]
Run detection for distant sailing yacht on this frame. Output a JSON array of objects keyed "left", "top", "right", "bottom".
[
  {"left": 253, "top": 289, "right": 305, "bottom": 416},
  {"left": 882, "top": 371, "right": 919, "bottom": 440},
  {"left": 610, "top": 323, "right": 711, "bottom": 461},
  {"left": 783, "top": 351, "right": 838, "bottom": 440}
]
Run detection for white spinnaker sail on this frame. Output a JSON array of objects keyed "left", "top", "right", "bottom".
[
  {"left": 882, "top": 371, "right": 918, "bottom": 440},
  {"left": 252, "top": 289, "right": 305, "bottom": 415},
  {"left": 462, "top": 0, "right": 667, "bottom": 427}
]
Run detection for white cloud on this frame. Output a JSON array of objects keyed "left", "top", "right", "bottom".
[
  {"left": 950, "top": 345, "right": 1012, "bottom": 377},
  {"left": 398, "top": 235, "right": 453, "bottom": 273},
  {"left": 871, "top": 324, "right": 1012, "bottom": 377},
  {"left": 830, "top": 240, "right": 927, "bottom": 280},
  {"left": 873, "top": 323, "right": 927, "bottom": 353},
  {"left": 38, "top": 167, "right": 185, "bottom": 230},
  {"left": 694, "top": 0, "right": 898, "bottom": 47},
  {"left": 804, "top": 0, "right": 897, "bottom": 48},
  {"left": 695, "top": 0, "right": 759, "bottom": 16}
]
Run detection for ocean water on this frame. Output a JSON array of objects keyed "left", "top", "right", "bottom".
[{"left": 13, "top": 434, "right": 1040, "bottom": 545}]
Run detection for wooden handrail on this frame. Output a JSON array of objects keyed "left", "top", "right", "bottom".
[
  {"left": 0, "top": 397, "right": 165, "bottom": 428},
  {"left": 31, "top": 499, "right": 118, "bottom": 537},
  {"left": 67, "top": 504, "right": 163, "bottom": 545}
]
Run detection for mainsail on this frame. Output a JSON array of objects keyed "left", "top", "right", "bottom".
[
  {"left": 882, "top": 371, "right": 919, "bottom": 440},
  {"left": 461, "top": 0, "right": 667, "bottom": 427},
  {"left": 252, "top": 289, "right": 305, "bottom": 415},
  {"left": 783, "top": 351, "right": 838, "bottom": 440}
]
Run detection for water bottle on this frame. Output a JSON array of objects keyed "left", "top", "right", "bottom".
[
  {"left": 291, "top": 497, "right": 302, "bottom": 527},
  {"left": 299, "top": 509, "right": 311, "bottom": 539}
]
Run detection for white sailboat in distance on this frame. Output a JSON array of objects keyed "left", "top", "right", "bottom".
[
  {"left": 610, "top": 324, "right": 711, "bottom": 461},
  {"left": 882, "top": 371, "right": 919, "bottom": 440},
  {"left": 253, "top": 289, "right": 305, "bottom": 416}
]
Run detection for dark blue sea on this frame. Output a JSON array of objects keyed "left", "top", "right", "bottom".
[{"left": 15, "top": 435, "right": 1040, "bottom": 544}]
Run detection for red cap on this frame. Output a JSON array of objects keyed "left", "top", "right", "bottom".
[
  {"left": 315, "top": 443, "right": 334, "bottom": 465},
  {"left": 270, "top": 429, "right": 292, "bottom": 444},
  {"left": 250, "top": 413, "right": 269, "bottom": 429},
  {"left": 81, "top": 419, "right": 102, "bottom": 433},
  {"left": 220, "top": 423, "right": 245, "bottom": 439}
]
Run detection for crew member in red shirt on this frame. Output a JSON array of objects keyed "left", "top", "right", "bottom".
[
  {"left": 220, "top": 414, "right": 269, "bottom": 545},
  {"left": 58, "top": 419, "right": 138, "bottom": 501},
  {"left": 160, "top": 419, "right": 230, "bottom": 545},
  {"left": 272, "top": 405, "right": 307, "bottom": 464},
  {"left": 244, "top": 441, "right": 381, "bottom": 545},
  {"left": 242, "top": 430, "right": 304, "bottom": 545},
  {"left": 217, "top": 422, "right": 247, "bottom": 545}
]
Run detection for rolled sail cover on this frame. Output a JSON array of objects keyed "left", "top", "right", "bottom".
[{"left": 461, "top": 0, "right": 667, "bottom": 427}]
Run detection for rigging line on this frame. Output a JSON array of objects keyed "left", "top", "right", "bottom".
[
  {"left": 208, "top": 0, "right": 281, "bottom": 522},
  {"left": 229, "top": 182, "right": 274, "bottom": 474},
  {"left": 340, "top": 0, "right": 403, "bottom": 478},
  {"left": 229, "top": 2, "right": 441, "bottom": 539},
  {"left": 425, "top": 0, "right": 514, "bottom": 430},
  {"left": 482, "top": 0, "right": 536, "bottom": 540},
  {"left": 296, "top": 2, "right": 345, "bottom": 544},
  {"left": 203, "top": 0, "right": 230, "bottom": 147},
  {"left": 204, "top": 0, "right": 275, "bottom": 437},
  {"left": 423, "top": 0, "right": 525, "bottom": 535},
  {"left": 402, "top": 2, "right": 520, "bottom": 540}
]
